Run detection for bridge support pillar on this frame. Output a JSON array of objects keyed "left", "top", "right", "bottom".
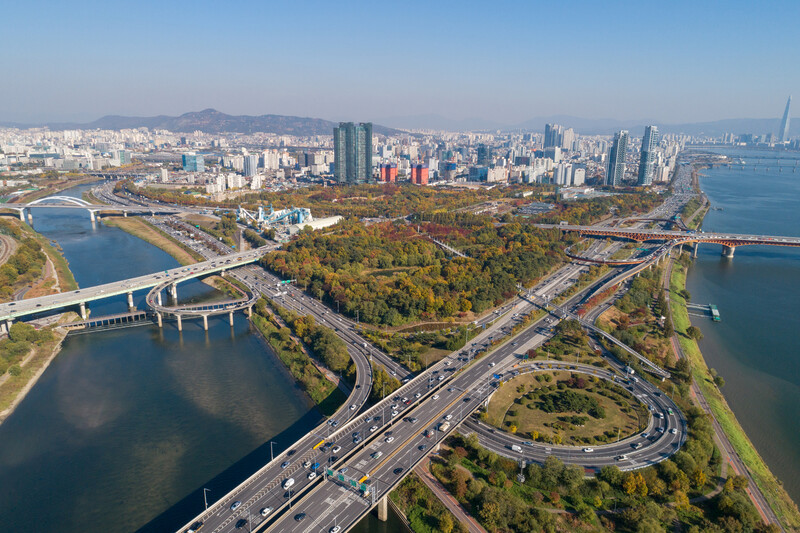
[
  {"left": 169, "top": 283, "right": 178, "bottom": 301},
  {"left": 156, "top": 312, "right": 163, "bottom": 328},
  {"left": 246, "top": 306, "right": 252, "bottom": 318},
  {"left": 693, "top": 243, "right": 699, "bottom": 258},
  {"left": 722, "top": 245, "right": 735, "bottom": 258},
  {"left": 202, "top": 315, "right": 208, "bottom": 331},
  {"left": 126, "top": 292, "right": 134, "bottom": 310},
  {"left": 156, "top": 292, "right": 162, "bottom": 306},
  {"left": 377, "top": 495, "right": 388, "bottom": 522},
  {"left": 123, "top": 211, "right": 127, "bottom": 218},
  {"left": 27, "top": 210, "right": 33, "bottom": 223},
  {"left": 79, "top": 302, "right": 87, "bottom": 320},
  {"left": 229, "top": 311, "right": 234, "bottom": 327},
  {"left": 176, "top": 315, "right": 182, "bottom": 331},
  {"left": 88, "top": 210, "right": 96, "bottom": 223},
  {"left": 220, "top": 270, "right": 226, "bottom": 277},
  {"left": 18, "top": 209, "right": 25, "bottom": 222},
  {"left": 3, "top": 319, "right": 12, "bottom": 335}
]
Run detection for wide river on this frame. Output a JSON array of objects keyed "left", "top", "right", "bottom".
[
  {"left": 0, "top": 183, "right": 404, "bottom": 532},
  {"left": 686, "top": 148, "right": 800, "bottom": 503}
]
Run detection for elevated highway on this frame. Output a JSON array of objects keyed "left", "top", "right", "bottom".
[
  {"left": 540, "top": 224, "right": 800, "bottom": 258},
  {"left": 0, "top": 246, "right": 275, "bottom": 332}
]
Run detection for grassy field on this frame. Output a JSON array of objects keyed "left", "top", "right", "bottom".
[
  {"left": 670, "top": 264, "right": 800, "bottom": 531},
  {"left": 102, "top": 216, "right": 204, "bottom": 265},
  {"left": 486, "top": 371, "right": 641, "bottom": 445}
]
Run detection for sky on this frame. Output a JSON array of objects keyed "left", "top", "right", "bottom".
[{"left": 1, "top": 0, "right": 798, "bottom": 125}]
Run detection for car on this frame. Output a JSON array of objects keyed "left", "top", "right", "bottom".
[
  {"left": 332, "top": 446, "right": 341, "bottom": 454},
  {"left": 371, "top": 451, "right": 383, "bottom": 459},
  {"left": 407, "top": 417, "right": 418, "bottom": 424},
  {"left": 373, "top": 415, "right": 382, "bottom": 421},
  {"left": 329, "top": 455, "right": 339, "bottom": 462},
  {"left": 448, "top": 388, "right": 454, "bottom": 392},
  {"left": 385, "top": 436, "right": 394, "bottom": 443},
  {"left": 340, "top": 467, "right": 349, "bottom": 474},
  {"left": 364, "top": 416, "right": 371, "bottom": 423},
  {"left": 281, "top": 461, "right": 290, "bottom": 469},
  {"left": 303, "top": 460, "right": 311, "bottom": 468},
  {"left": 353, "top": 436, "right": 362, "bottom": 444},
  {"left": 283, "top": 478, "right": 295, "bottom": 489},
  {"left": 583, "top": 448, "right": 594, "bottom": 453},
  {"left": 632, "top": 442, "right": 643, "bottom": 450},
  {"left": 418, "top": 444, "right": 428, "bottom": 451},
  {"left": 670, "top": 428, "right": 678, "bottom": 434},
  {"left": 330, "top": 526, "right": 341, "bottom": 533},
  {"left": 391, "top": 410, "right": 398, "bottom": 417},
  {"left": 294, "top": 513, "right": 307, "bottom": 522},
  {"left": 415, "top": 392, "right": 421, "bottom": 398},
  {"left": 390, "top": 404, "right": 398, "bottom": 410},
  {"left": 308, "top": 471, "right": 317, "bottom": 480},
  {"left": 402, "top": 378, "right": 410, "bottom": 383},
  {"left": 444, "top": 414, "right": 452, "bottom": 421},
  {"left": 230, "top": 501, "right": 242, "bottom": 511},
  {"left": 331, "top": 420, "right": 339, "bottom": 427},
  {"left": 370, "top": 425, "right": 378, "bottom": 432},
  {"left": 641, "top": 432, "right": 649, "bottom": 439},
  {"left": 349, "top": 404, "right": 356, "bottom": 410},
  {"left": 432, "top": 394, "right": 439, "bottom": 400},
  {"left": 401, "top": 397, "right": 408, "bottom": 403},
  {"left": 260, "top": 507, "right": 273, "bottom": 517},
  {"left": 489, "top": 362, "right": 495, "bottom": 367},
  {"left": 657, "top": 427, "right": 665, "bottom": 433},
  {"left": 186, "top": 521, "right": 204, "bottom": 532},
  {"left": 393, "top": 467, "right": 404, "bottom": 475},
  {"left": 235, "top": 519, "right": 248, "bottom": 529},
  {"left": 523, "top": 441, "right": 534, "bottom": 446},
  {"left": 287, "top": 449, "right": 296, "bottom": 456},
  {"left": 311, "top": 462, "right": 320, "bottom": 470}
]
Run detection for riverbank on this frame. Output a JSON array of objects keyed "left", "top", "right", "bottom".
[
  {"left": 670, "top": 254, "right": 800, "bottom": 531},
  {"left": 101, "top": 216, "right": 204, "bottom": 265},
  {"left": 10, "top": 175, "right": 98, "bottom": 203},
  {"left": 0, "top": 312, "right": 76, "bottom": 425}
]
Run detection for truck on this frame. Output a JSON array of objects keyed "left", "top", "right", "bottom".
[
  {"left": 510, "top": 445, "right": 522, "bottom": 452},
  {"left": 438, "top": 421, "right": 451, "bottom": 432}
]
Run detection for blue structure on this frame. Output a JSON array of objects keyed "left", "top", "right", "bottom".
[{"left": 182, "top": 154, "right": 205, "bottom": 172}]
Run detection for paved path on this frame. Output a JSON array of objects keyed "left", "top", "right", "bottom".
[
  {"left": 0, "top": 235, "right": 17, "bottom": 267},
  {"left": 414, "top": 456, "right": 487, "bottom": 533}
]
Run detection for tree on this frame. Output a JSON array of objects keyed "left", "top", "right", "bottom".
[
  {"left": 686, "top": 326, "right": 703, "bottom": 340},
  {"left": 692, "top": 468, "right": 707, "bottom": 488},
  {"left": 439, "top": 513, "right": 454, "bottom": 533},
  {"left": 623, "top": 472, "right": 638, "bottom": 495}
]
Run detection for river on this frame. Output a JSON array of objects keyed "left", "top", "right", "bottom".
[
  {"left": 0, "top": 182, "right": 406, "bottom": 532},
  {"left": 686, "top": 148, "right": 800, "bottom": 503}
]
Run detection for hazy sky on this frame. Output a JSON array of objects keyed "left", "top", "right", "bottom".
[{"left": 2, "top": 0, "right": 797, "bottom": 124}]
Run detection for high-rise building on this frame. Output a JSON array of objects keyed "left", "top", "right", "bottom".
[
  {"left": 334, "top": 122, "right": 373, "bottom": 183},
  {"left": 606, "top": 130, "right": 629, "bottom": 187},
  {"left": 182, "top": 153, "right": 204, "bottom": 172},
  {"left": 379, "top": 163, "right": 397, "bottom": 183},
  {"left": 544, "top": 123, "right": 563, "bottom": 149},
  {"left": 243, "top": 154, "right": 258, "bottom": 177},
  {"left": 477, "top": 144, "right": 492, "bottom": 165},
  {"left": 779, "top": 96, "right": 792, "bottom": 143},
  {"left": 637, "top": 125, "right": 658, "bottom": 186},
  {"left": 411, "top": 164, "right": 429, "bottom": 185}
]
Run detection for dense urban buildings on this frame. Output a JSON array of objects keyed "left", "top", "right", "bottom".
[{"left": 333, "top": 122, "right": 373, "bottom": 184}]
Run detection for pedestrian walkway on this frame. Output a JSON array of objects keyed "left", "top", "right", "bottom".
[{"left": 414, "top": 456, "right": 487, "bottom": 533}]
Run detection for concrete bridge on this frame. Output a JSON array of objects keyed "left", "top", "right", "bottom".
[
  {"left": 0, "top": 245, "right": 276, "bottom": 334},
  {"left": 0, "top": 196, "right": 185, "bottom": 223},
  {"left": 541, "top": 224, "right": 800, "bottom": 258}
]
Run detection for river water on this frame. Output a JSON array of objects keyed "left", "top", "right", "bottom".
[
  {"left": 686, "top": 148, "right": 800, "bottom": 503},
  {"left": 0, "top": 182, "right": 425, "bottom": 533}
]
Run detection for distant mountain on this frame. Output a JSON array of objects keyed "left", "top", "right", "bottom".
[{"left": 2, "top": 109, "right": 403, "bottom": 137}]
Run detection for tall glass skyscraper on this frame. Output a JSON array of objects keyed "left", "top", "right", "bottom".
[
  {"left": 606, "top": 130, "right": 628, "bottom": 187},
  {"left": 334, "top": 122, "right": 373, "bottom": 183},
  {"left": 182, "top": 153, "right": 204, "bottom": 172},
  {"left": 779, "top": 96, "right": 791, "bottom": 143},
  {"left": 637, "top": 125, "right": 658, "bottom": 186}
]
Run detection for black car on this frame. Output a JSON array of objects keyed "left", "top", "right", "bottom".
[
  {"left": 295, "top": 513, "right": 307, "bottom": 522},
  {"left": 235, "top": 519, "right": 248, "bottom": 529},
  {"left": 393, "top": 467, "right": 404, "bottom": 475},
  {"left": 287, "top": 449, "right": 296, "bottom": 456}
]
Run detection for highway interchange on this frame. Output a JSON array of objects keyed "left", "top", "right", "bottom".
[{"left": 7, "top": 168, "right": 699, "bottom": 533}]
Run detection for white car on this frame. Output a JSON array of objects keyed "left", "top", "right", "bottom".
[
  {"left": 330, "top": 527, "right": 341, "bottom": 533},
  {"left": 438, "top": 375, "right": 445, "bottom": 381},
  {"left": 432, "top": 394, "right": 439, "bottom": 400},
  {"left": 303, "top": 460, "right": 311, "bottom": 468},
  {"left": 349, "top": 404, "right": 356, "bottom": 411},
  {"left": 391, "top": 410, "right": 399, "bottom": 417},
  {"left": 444, "top": 414, "right": 453, "bottom": 421},
  {"left": 391, "top": 404, "right": 398, "bottom": 410},
  {"left": 307, "top": 472, "right": 317, "bottom": 480},
  {"left": 332, "top": 445, "right": 341, "bottom": 453},
  {"left": 670, "top": 428, "right": 677, "bottom": 434},
  {"left": 260, "top": 507, "right": 273, "bottom": 517},
  {"left": 369, "top": 425, "right": 378, "bottom": 433},
  {"left": 415, "top": 392, "right": 421, "bottom": 398},
  {"left": 583, "top": 448, "right": 594, "bottom": 453},
  {"left": 385, "top": 436, "right": 394, "bottom": 443}
]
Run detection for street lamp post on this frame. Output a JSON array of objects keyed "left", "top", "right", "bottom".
[
  {"left": 270, "top": 441, "right": 277, "bottom": 462},
  {"left": 203, "top": 488, "right": 210, "bottom": 510}
]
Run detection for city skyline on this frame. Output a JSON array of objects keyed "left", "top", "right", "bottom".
[{"left": 1, "top": 1, "right": 798, "bottom": 125}]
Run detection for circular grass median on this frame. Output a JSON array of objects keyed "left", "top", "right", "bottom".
[{"left": 484, "top": 370, "right": 646, "bottom": 446}]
